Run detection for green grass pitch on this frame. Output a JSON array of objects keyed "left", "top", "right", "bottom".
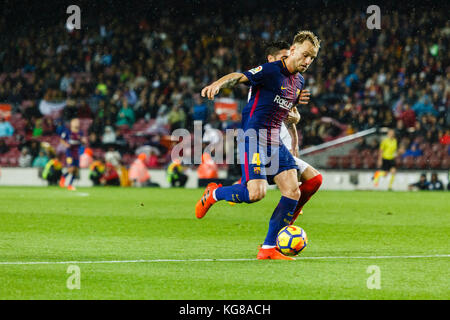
[{"left": 0, "top": 187, "right": 448, "bottom": 300}]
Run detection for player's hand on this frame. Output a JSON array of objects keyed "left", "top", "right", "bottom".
[
  {"left": 298, "top": 89, "right": 311, "bottom": 105},
  {"left": 286, "top": 107, "right": 301, "bottom": 125},
  {"left": 201, "top": 82, "right": 221, "bottom": 100}
]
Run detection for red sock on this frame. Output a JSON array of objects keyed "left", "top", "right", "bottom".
[{"left": 290, "top": 174, "right": 323, "bottom": 225}]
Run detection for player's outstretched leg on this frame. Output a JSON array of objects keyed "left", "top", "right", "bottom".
[
  {"left": 215, "top": 183, "right": 251, "bottom": 204},
  {"left": 228, "top": 178, "right": 243, "bottom": 206},
  {"left": 195, "top": 183, "right": 222, "bottom": 219},
  {"left": 196, "top": 182, "right": 254, "bottom": 218}
]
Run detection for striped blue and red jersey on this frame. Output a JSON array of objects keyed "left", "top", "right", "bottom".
[
  {"left": 61, "top": 130, "right": 83, "bottom": 159},
  {"left": 242, "top": 59, "right": 304, "bottom": 145}
]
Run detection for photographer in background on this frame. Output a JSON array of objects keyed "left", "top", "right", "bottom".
[
  {"left": 428, "top": 173, "right": 444, "bottom": 191},
  {"left": 408, "top": 173, "right": 429, "bottom": 191},
  {"left": 42, "top": 154, "right": 63, "bottom": 186}
]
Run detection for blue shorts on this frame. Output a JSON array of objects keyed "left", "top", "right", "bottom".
[
  {"left": 66, "top": 156, "right": 80, "bottom": 168},
  {"left": 239, "top": 138, "right": 298, "bottom": 185}
]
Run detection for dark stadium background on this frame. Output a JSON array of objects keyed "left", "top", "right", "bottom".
[{"left": 0, "top": 0, "right": 448, "bottom": 178}]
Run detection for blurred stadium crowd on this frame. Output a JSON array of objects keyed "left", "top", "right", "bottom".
[{"left": 0, "top": 1, "right": 448, "bottom": 176}]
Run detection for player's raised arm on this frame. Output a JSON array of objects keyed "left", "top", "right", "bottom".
[{"left": 201, "top": 72, "right": 249, "bottom": 100}]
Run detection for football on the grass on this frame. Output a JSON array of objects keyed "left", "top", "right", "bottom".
[{"left": 276, "top": 225, "right": 308, "bottom": 256}]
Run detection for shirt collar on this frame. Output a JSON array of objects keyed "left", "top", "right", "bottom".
[{"left": 281, "top": 58, "right": 297, "bottom": 76}]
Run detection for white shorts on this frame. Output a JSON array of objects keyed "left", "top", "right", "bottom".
[
  {"left": 294, "top": 156, "right": 311, "bottom": 174},
  {"left": 281, "top": 123, "right": 314, "bottom": 175}
]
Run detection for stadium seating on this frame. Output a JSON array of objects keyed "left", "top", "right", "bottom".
[
  {"left": 325, "top": 140, "right": 449, "bottom": 171},
  {"left": 0, "top": 4, "right": 447, "bottom": 174},
  {"left": 364, "top": 156, "right": 376, "bottom": 169},
  {"left": 326, "top": 156, "right": 339, "bottom": 169}
]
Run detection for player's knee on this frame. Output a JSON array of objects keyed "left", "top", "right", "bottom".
[
  {"left": 302, "top": 166, "right": 320, "bottom": 181},
  {"left": 291, "top": 187, "right": 301, "bottom": 200},
  {"left": 248, "top": 187, "right": 266, "bottom": 202},
  {"left": 283, "top": 186, "right": 300, "bottom": 200}
]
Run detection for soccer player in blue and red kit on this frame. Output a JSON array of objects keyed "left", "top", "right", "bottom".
[
  {"left": 196, "top": 31, "right": 321, "bottom": 260},
  {"left": 235, "top": 40, "right": 323, "bottom": 225},
  {"left": 59, "top": 118, "right": 86, "bottom": 191}
]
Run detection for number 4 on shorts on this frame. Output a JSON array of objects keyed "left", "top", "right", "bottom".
[{"left": 252, "top": 153, "right": 261, "bottom": 166}]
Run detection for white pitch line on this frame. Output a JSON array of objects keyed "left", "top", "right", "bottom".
[{"left": 0, "top": 254, "right": 448, "bottom": 266}]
